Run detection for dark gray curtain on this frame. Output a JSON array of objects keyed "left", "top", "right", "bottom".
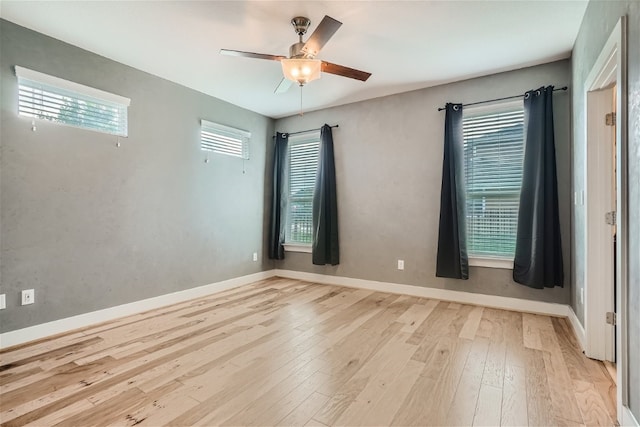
[
  {"left": 268, "top": 132, "right": 288, "bottom": 260},
  {"left": 312, "top": 124, "right": 339, "bottom": 265},
  {"left": 436, "top": 103, "right": 468, "bottom": 279},
  {"left": 513, "top": 86, "right": 563, "bottom": 288}
]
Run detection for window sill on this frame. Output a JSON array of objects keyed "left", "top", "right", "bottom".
[
  {"left": 283, "top": 244, "right": 312, "bottom": 253},
  {"left": 469, "top": 257, "right": 514, "bottom": 269}
]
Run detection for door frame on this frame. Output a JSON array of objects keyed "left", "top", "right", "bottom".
[{"left": 583, "top": 16, "right": 631, "bottom": 425}]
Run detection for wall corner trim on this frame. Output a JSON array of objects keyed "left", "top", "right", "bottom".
[
  {"left": 274, "top": 268, "right": 573, "bottom": 318},
  {"left": 0, "top": 270, "right": 277, "bottom": 349}
]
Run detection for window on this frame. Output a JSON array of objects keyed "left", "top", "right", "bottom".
[
  {"left": 200, "top": 120, "right": 250, "bottom": 159},
  {"left": 16, "top": 66, "right": 130, "bottom": 137},
  {"left": 285, "top": 132, "right": 320, "bottom": 246},
  {"left": 463, "top": 103, "right": 525, "bottom": 262}
]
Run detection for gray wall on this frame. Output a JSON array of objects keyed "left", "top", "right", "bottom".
[
  {"left": 571, "top": 0, "right": 640, "bottom": 418},
  {"left": 0, "top": 20, "right": 274, "bottom": 333},
  {"left": 274, "top": 60, "right": 572, "bottom": 305}
]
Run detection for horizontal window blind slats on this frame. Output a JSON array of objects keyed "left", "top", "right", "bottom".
[
  {"left": 18, "top": 77, "right": 128, "bottom": 137},
  {"left": 201, "top": 139, "right": 245, "bottom": 151},
  {"left": 286, "top": 133, "right": 320, "bottom": 245},
  {"left": 200, "top": 120, "right": 250, "bottom": 160},
  {"left": 18, "top": 93, "right": 124, "bottom": 120},
  {"left": 201, "top": 132, "right": 244, "bottom": 143},
  {"left": 463, "top": 106, "right": 524, "bottom": 259},
  {"left": 19, "top": 103, "right": 125, "bottom": 129}
]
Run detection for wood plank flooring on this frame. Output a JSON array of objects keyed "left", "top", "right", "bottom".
[{"left": 0, "top": 278, "right": 617, "bottom": 426}]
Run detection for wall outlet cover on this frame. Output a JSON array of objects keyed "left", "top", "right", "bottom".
[
  {"left": 253, "top": 252, "right": 258, "bottom": 262},
  {"left": 0, "top": 294, "right": 6, "bottom": 310},
  {"left": 397, "top": 260, "right": 405, "bottom": 270},
  {"left": 21, "top": 289, "right": 35, "bottom": 306}
]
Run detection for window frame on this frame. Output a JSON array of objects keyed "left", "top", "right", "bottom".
[
  {"left": 284, "top": 131, "right": 320, "bottom": 250},
  {"left": 463, "top": 100, "right": 525, "bottom": 269},
  {"left": 15, "top": 66, "right": 130, "bottom": 137},
  {"left": 200, "top": 120, "right": 250, "bottom": 160}
]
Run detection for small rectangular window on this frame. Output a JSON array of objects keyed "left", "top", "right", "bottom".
[
  {"left": 286, "top": 132, "right": 320, "bottom": 245},
  {"left": 15, "top": 66, "right": 130, "bottom": 137},
  {"left": 463, "top": 103, "right": 525, "bottom": 259},
  {"left": 200, "top": 120, "right": 250, "bottom": 159}
]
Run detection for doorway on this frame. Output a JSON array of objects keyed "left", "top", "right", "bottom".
[{"left": 582, "top": 16, "right": 631, "bottom": 426}]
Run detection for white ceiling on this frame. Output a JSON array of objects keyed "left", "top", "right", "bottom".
[{"left": 0, "top": 1, "right": 588, "bottom": 119}]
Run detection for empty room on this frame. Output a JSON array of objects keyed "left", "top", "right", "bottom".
[{"left": 0, "top": 1, "right": 638, "bottom": 426}]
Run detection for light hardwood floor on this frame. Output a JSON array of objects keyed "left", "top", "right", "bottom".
[{"left": 0, "top": 278, "right": 616, "bottom": 426}]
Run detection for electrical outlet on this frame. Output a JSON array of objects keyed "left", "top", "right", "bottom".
[
  {"left": 253, "top": 252, "right": 258, "bottom": 262},
  {"left": 0, "top": 294, "right": 6, "bottom": 310},
  {"left": 21, "top": 289, "right": 35, "bottom": 306},
  {"left": 580, "top": 287, "right": 584, "bottom": 305},
  {"left": 397, "top": 259, "right": 405, "bottom": 270}
]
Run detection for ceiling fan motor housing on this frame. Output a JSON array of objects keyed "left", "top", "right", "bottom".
[{"left": 289, "top": 42, "right": 308, "bottom": 59}]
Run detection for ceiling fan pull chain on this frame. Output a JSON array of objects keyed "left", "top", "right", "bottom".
[{"left": 299, "top": 85, "right": 304, "bottom": 116}]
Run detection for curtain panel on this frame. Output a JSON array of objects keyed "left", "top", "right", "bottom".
[
  {"left": 436, "top": 103, "right": 469, "bottom": 279},
  {"left": 312, "top": 124, "right": 339, "bottom": 265},
  {"left": 513, "top": 86, "right": 564, "bottom": 288},
  {"left": 268, "top": 132, "right": 288, "bottom": 260}
]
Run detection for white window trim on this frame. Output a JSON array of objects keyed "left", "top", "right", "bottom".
[
  {"left": 283, "top": 243, "right": 312, "bottom": 253},
  {"left": 469, "top": 256, "right": 514, "bottom": 270},
  {"left": 15, "top": 66, "right": 131, "bottom": 106}
]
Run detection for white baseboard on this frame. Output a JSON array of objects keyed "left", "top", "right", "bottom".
[
  {"left": 623, "top": 405, "right": 640, "bottom": 427},
  {"left": 0, "top": 268, "right": 579, "bottom": 351},
  {"left": 0, "top": 270, "right": 276, "bottom": 349},
  {"left": 274, "top": 269, "right": 571, "bottom": 318},
  {"left": 567, "top": 306, "right": 586, "bottom": 352}
]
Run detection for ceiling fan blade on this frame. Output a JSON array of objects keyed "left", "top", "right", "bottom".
[
  {"left": 274, "top": 77, "right": 293, "bottom": 94},
  {"left": 301, "top": 15, "right": 342, "bottom": 57},
  {"left": 220, "top": 49, "right": 286, "bottom": 61},
  {"left": 322, "top": 61, "right": 371, "bottom": 82}
]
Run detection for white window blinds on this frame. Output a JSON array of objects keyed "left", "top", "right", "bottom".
[
  {"left": 200, "top": 120, "right": 250, "bottom": 159},
  {"left": 286, "top": 132, "right": 320, "bottom": 244},
  {"left": 15, "top": 66, "right": 130, "bottom": 137},
  {"left": 463, "top": 107, "right": 525, "bottom": 259}
]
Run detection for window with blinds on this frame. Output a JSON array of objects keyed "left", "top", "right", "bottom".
[
  {"left": 15, "top": 66, "right": 130, "bottom": 137},
  {"left": 200, "top": 120, "right": 250, "bottom": 159},
  {"left": 286, "top": 132, "right": 320, "bottom": 245},
  {"left": 463, "top": 105, "right": 525, "bottom": 259}
]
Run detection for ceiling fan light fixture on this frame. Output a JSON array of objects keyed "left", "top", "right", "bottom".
[{"left": 281, "top": 58, "right": 321, "bottom": 86}]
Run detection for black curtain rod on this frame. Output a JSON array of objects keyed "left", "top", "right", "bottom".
[
  {"left": 273, "top": 124, "right": 339, "bottom": 138},
  {"left": 437, "top": 86, "right": 568, "bottom": 111}
]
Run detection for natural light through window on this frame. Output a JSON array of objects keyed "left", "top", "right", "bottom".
[
  {"left": 16, "top": 66, "right": 130, "bottom": 137},
  {"left": 286, "top": 132, "right": 320, "bottom": 245},
  {"left": 200, "top": 120, "right": 250, "bottom": 159},
  {"left": 463, "top": 104, "right": 524, "bottom": 260}
]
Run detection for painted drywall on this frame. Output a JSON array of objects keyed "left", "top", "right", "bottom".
[
  {"left": 0, "top": 20, "right": 274, "bottom": 333},
  {"left": 274, "top": 60, "right": 572, "bottom": 305},
  {"left": 571, "top": 0, "right": 640, "bottom": 418}
]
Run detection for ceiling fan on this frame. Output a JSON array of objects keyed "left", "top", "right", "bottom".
[{"left": 220, "top": 15, "right": 372, "bottom": 93}]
